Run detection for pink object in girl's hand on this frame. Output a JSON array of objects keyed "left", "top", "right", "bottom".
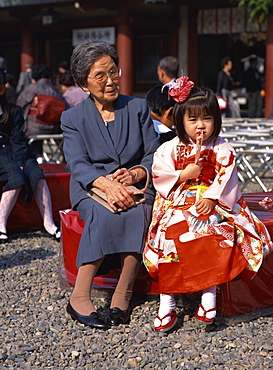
[{"left": 195, "top": 130, "right": 204, "bottom": 164}]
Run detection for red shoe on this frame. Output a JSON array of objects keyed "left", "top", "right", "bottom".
[
  {"left": 195, "top": 303, "right": 216, "bottom": 325},
  {"left": 154, "top": 311, "right": 177, "bottom": 332}
]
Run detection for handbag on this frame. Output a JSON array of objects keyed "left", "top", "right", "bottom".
[
  {"left": 217, "top": 97, "right": 228, "bottom": 110},
  {"left": 29, "top": 95, "right": 65, "bottom": 124},
  {"left": 87, "top": 165, "right": 150, "bottom": 213}
]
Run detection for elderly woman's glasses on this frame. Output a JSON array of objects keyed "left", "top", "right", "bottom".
[{"left": 88, "top": 67, "right": 122, "bottom": 84}]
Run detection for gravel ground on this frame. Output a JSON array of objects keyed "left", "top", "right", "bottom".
[
  {"left": 1, "top": 228, "right": 273, "bottom": 370},
  {"left": 1, "top": 119, "right": 273, "bottom": 369}
]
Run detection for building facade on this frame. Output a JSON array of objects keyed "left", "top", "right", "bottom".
[{"left": 0, "top": 0, "right": 270, "bottom": 111}]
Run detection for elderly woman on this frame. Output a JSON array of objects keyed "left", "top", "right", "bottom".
[{"left": 61, "top": 40, "right": 160, "bottom": 329}]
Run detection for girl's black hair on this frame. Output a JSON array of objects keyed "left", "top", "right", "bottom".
[
  {"left": 0, "top": 70, "right": 9, "bottom": 124},
  {"left": 173, "top": 87, "right": 222, "bottom": 144}
]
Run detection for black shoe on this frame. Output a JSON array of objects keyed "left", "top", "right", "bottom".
[
  {"left": 0, "top": 231, "right": 9, "bottom": 243},
  {"left": 53, "top": 227, "right": 61, "bottom": 242},
  {"left": 106, "top": 307, "right": 130, "bottom": 326},
  {"left": 66, "top": 302, "right": 109, "bottom": 330}
]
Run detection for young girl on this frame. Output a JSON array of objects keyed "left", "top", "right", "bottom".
[
  {"left": 143, "top": 76, "right": 273, "bottom": 332},
  {"left": 0, "top": 68, "right": 61, "bottom": 241}
]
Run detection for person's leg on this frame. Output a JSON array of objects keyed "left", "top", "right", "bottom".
[
  {"left": 0, "top": 187, "right": 22, "bottom": 238},
  {"left": 248, "top": 94, "right": 256, "bottom": 118},
  {"left": 256, "top": 93, "right": 263, "bottom": 118},
  {"left": 196, "top": 285, "right": 217, "bottom": 320},
  {"left": 30, "top": 141, "right": 43, "bottom": 163},
  {"left": 33, "top": 178, "right": 60, "bottom": 237},
  {"left": 67, "top": 258, "right": 109, "bottom": 329},
  {"left": 154, "top": 293, "right": 176, "bottom": 328},
  {"left": 229, "top": 96, "right": 241, "bottom": 118},
  {"left": 69, "top": 258, "right": 104, "bottom": 315},
  {"left": 110, "top": 252, "right": 141, "bottom": 310}
]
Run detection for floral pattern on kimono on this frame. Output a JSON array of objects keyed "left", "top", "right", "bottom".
[{"left": 143, "top": 136, "right": 273, "bottom": 293}]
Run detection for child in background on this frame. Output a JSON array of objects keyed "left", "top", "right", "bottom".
[
  {"left": 143, "top": 76, "right": 272, "bottom": 332},
  {"left": 146, "top": 84, "right": 176, "bottom": 144},
  {"left": 0, "top": 68, "right": 61, "bottom": 241}
]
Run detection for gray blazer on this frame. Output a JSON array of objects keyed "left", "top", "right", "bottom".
[{"left": 61, "top": 94, "right": 160, "bottom": 209}]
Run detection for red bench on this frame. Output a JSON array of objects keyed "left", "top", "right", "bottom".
[
  {"left": 60, "top": 192, "right": 273, "bottom": 316},
  {"left": 5, "top": 163, "right": 71, "bottom": 233}
]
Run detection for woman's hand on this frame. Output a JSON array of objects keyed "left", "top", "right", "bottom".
[
  {"left": 195, "top": 198, "right": 217, "bottom": 215},
  {"left": 178, "top": 163, "right": 202, "bottom": 183},
  {"left": 111, "top": 167, "right": 146, "bottom": 185},
  {"left": 92, "top": 176, "right": 135, "bottom": 212}
]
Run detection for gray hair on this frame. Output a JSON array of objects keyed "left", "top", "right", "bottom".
[
  {"left": 70, "top": 40, "right": 119, "bottom": 88},
  {"left": 158, "top": 56, "right": 179, "bottom": 79}
]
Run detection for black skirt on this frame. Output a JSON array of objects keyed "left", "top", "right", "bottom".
[{"left": 0, "top": 145, "right": 44, "bottom": 204}]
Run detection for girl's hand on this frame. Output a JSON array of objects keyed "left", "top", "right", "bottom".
[
  {"left": 92, "top": 176, "right": 135, "bottom": 212},
  {"left": 179, "top": 163, "right": 202, "bottom": 182},
  {"left": 195, "top": 198, "right": 217, "bottom": 215}
]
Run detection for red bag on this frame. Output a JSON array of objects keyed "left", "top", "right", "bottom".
[
  {"left": 217, "top": 97, "right": 228, "bottom": 110},
  {"left": 30, "top": 95, "right": 65, "bottom": 124}
]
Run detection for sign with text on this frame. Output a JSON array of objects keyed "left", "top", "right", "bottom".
[{"left": 72, "top": 27, "right": 115, "bottom": 46}]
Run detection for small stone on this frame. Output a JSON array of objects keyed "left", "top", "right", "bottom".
[
  {"left": 2, "top": 229, "right": 273, "bottom": 370},
  {"left": 71, "top": 350, "right": 80, "bottom": 360},
  {"left": 128, "top": 358, "right": 138, "bottom": 367},
  {"left": 174, "top": 343, "right": 182, "bottom": 349}
]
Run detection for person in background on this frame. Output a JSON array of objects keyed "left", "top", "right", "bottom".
[
  {"left": 144, "top": 77, "right": 272, "bottom": 332},
  {"left": 0, "top": 68, "right": 61, "bottom": 242},
  {"left": 243, "top": 56, "right": 264, "bottom": 118},
  {"left": 59, "top": 71, "right": 88, "bottom": 108},
  {"left": 157, "top": 56, "right": 180, "bottom": 85},
  {"left": 216, "top": 56, "right": 241, "bottom": 118},
  {"left": 61, "top": 40, "right": 160, "bottom": 330},
  {"left": 16, "top": 63, "right": 66, "bottom": 162},
  {"left": 0, "top": 56, "right": 7, "bottom": 69},
  {"left": 54, "top": 60, "right": 69, "bottom": 87},
  {"left": 145, "top": 84, "right": 176, "bottom": 144},
  {"left": 5, "top": 73, "right": 17, "bottom": 104},
  {"left": 16, "top": 61, "right": 33, "bottom": 95}
]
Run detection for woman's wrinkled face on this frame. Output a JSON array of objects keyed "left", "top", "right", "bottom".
[{"left": 84, "top": 55, "right": 120, "bottom": 105}]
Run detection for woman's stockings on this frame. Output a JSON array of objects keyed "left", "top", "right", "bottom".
[
  {"left": 0, "top": 187, "right": 22, "bottom": 238},
  {"left": 34, "top": 179, "right": 58, "bottom": 236},
  {"left": 110, "top": 253, "right": 141, "bottom": 311},
  {"left": 70, "top": 258, "right": 104, "bottom": 315}
]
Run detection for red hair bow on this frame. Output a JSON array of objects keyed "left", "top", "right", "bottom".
[{"left": 168, "top": 76, "right": 194, "bottom": 103}]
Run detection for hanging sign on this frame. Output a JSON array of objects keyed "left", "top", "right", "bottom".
[{"left": 72, "top": 27, "right": 115, "bottom": 46}]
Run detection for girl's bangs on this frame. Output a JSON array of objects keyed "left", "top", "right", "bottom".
[{"left": 186, "top": 95, "right": 212, "bottom": 117}]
